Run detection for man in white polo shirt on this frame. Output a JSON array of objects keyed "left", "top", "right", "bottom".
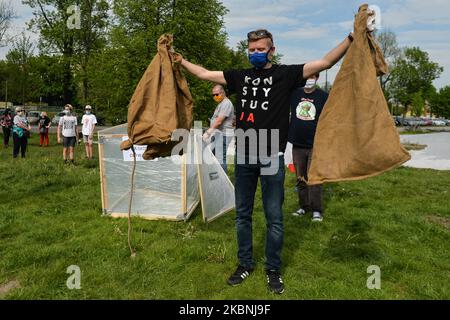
[{"left": 81, "top": 105, "right": 97, "bottom": 159}]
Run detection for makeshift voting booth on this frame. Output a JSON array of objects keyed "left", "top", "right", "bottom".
[{"left": 98, "top": 124, "right": 235, "bottom": 222}]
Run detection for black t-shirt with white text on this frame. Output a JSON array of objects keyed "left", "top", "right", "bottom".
[
  {"left": 288, "top": 88, "right": 328, "bottom": 148},
  {"left": 224, "top": 64, "right": 306, "bottom": 158}
]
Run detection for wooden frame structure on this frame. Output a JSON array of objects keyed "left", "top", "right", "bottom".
[{"left": 97, "top": 125, "right": 234, "bottom": 223}]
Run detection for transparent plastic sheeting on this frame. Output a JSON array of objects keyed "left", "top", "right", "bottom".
[
  {"left": 100, "top": 134, "right": 199, "bottom": 220},
  {"left": 195, "top": 134, "right": 235, "bottom": 222},
  {"left": 98, "top": 125, "right": 234, "bottom": 222}
]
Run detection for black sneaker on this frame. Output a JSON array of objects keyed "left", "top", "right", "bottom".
[
  {"left": 266, "top": 270, "right": 284, "bottom": 294},
  {"left": 227, "top": 265, "right": 253, "bottom": 286}
]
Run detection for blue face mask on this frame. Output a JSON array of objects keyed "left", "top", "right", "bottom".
[{"left": 248, "top": 51, "right": 270, "bottom": 69}]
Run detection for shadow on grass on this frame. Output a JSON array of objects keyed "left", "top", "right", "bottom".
[{"left": 323, "top": 219, "right": 384, "bottom": 262}]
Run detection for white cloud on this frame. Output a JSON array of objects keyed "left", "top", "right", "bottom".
[
  {"left": 278, "top": 24, "right": 329, "bottom": 40},
  {"left": 225, "top": 15, "right": 298, "bottom": 32},
  {"left": 382, "top": 0, "right": 450, "bottom": 28}
]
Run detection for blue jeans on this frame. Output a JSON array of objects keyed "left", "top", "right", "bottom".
[
  {"left": 212, "top": 134, "right": 233, "bottom": 173},
  {"left": 234, "top": 155, "right": 285, "bottom": 271}
]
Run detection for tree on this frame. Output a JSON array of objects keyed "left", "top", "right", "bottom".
[
  {"left": 97, "top": 0, "right": 233, "bottom": 123},
  {"left": 375, "top": 31, "right": 401, "bottom": 98},
  {"left": 429, "top": 86, "right": 450, "bottom": 119},
  {"left": 6, "top": 33, "right": 35, "bottom": 104},
  {"left": 24, "top": 0, "right": 78, "bottom": 104},
  {"left": 73, "top": 0, "right": 109, "bottom": 104},
  {"left": 388, "top": 47, "right": 443, "bottom": 116},
  {"left": 23, "top": 0, "right": 110, "bottom": 106},
  {"left": 0, "top": 0, "right": 14, "bottom": 46},
  {"left": 410, "top": 91, "right": 424, "bottom": 117}
]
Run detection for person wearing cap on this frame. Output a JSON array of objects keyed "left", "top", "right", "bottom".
[
  {"left": 57, "top": 104, "right": 78, "bottom": 164},
  {"left": 38, "top": 112, "right": 51, "bottom": 147},
  {"left": 81, "top": 105, "right": 97, "bottom": 159},
  {"left": 12, "top": 107, "right": 31, "bottom": 158},
  {"left": 179, "top": 26, "right": 361, "bottom": 294}
]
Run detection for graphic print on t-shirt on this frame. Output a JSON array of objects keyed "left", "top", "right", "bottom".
[
  {"left": 63, "top": 119, "right": 76, "bottom": 131},
  {"left": 296, "top": 99, "right": 316, "bottom": 121},
  {"left": 239, "top": 75, "right": 273, "bottom": 124}
]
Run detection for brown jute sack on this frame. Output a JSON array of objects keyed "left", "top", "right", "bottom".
[
  {"left": 120, "top": 34, "right": 194, "bottom": 160},
  {"left": 307, "top": 4, "right": 411, "bottom": 185}
]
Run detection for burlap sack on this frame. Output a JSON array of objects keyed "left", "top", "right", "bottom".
[
  {"left": 120, "top": 34, "right": 194, "bottom": 160},
  {"left": 307, "top": 4, "right": 410, "bottom": 185}
]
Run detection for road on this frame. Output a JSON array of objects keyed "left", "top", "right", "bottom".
[{"left": 30, "top": 125, "right": 112, "bottom": 134}]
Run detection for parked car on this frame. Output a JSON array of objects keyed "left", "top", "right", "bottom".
[
  {"left": 431, "top": 119, "right": 447, "bottom": 126},
  {"left": 420, "top": 118, "right": 433, "bottom": 126},
  {"left": 392, "top": 116, "right": 402, "bottom": 126},
  {"left": 27, "top": 111, "right": 41, "bottom": 124},
  {"left": 53, "top": 111, "right": 80, "bottom": 126},
  {"left": 51, "top": 111, "right": 65, "bottom": 125},
  {"left": 95, "top": 113, "right": 106, "bottom": 126}
]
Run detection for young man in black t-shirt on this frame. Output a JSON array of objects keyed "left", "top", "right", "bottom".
[
  {"left": 288, "top": 73, "right": 328, "bottom": 222},
  {"left": 180, "top": 29, "right": 354, "bottom": 294}
]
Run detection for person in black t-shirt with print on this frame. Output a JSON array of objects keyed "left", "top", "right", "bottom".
[
  {"left": 179, "top": 28, "right": 356, "bottom": 294},
  {"left": 288, "top": 73, "right": 328, "bottom": 222},
  {"left": 38, "top": 112, "right": 51, "bottom": 147}
]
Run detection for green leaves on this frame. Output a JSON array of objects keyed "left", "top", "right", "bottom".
[{"left": 388, "top": 47, "right": 443, "bottom": 112}]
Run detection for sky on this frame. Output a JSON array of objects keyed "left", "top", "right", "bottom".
[{"left": 2, "top": 0, "right": 450, "bottom": 88}]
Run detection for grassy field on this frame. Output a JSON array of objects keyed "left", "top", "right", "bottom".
[{"left": 0, "top": 133, "right": 449, "bottom": 300}]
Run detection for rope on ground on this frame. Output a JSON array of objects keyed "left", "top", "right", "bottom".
[{"left": 128, "top": 145, "right": 137, "bottom": 258}]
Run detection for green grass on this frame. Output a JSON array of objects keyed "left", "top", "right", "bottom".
[{"left": 0, "top": 133, "right": 449, "bottom": 299}]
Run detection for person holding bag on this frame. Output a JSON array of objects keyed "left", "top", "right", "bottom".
[{"left": 12, "top": 107, "right": 31, "bottom": 158}]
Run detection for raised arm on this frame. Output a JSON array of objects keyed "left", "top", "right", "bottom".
[
  {"left": 303, "top": 34, "right": 353, "bottom": 79},
  {"left": 181, "top": 58, "right": 227, "bottom": 85}
]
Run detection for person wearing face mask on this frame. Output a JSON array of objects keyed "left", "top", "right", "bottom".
[
  {"left": 12, "top": 107, "right": 31, "bottom": 158},
  {"left": 38, "top": 112, "right": 51, "bottom": 147},
  {"left": 288, "top": 73, "right": 328, "bottom": 222},
  {"left": 81, "top": 105, "right": 97, "bottom": 159},
  {"left": 203, "top": 85, "right": 235, "bottom": 173},
  {"left": 57, "top": 104, "right": 78, "bottom": 164},
  {"left": 178, "top": 16, "right": 367, "bottom": 293}
]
